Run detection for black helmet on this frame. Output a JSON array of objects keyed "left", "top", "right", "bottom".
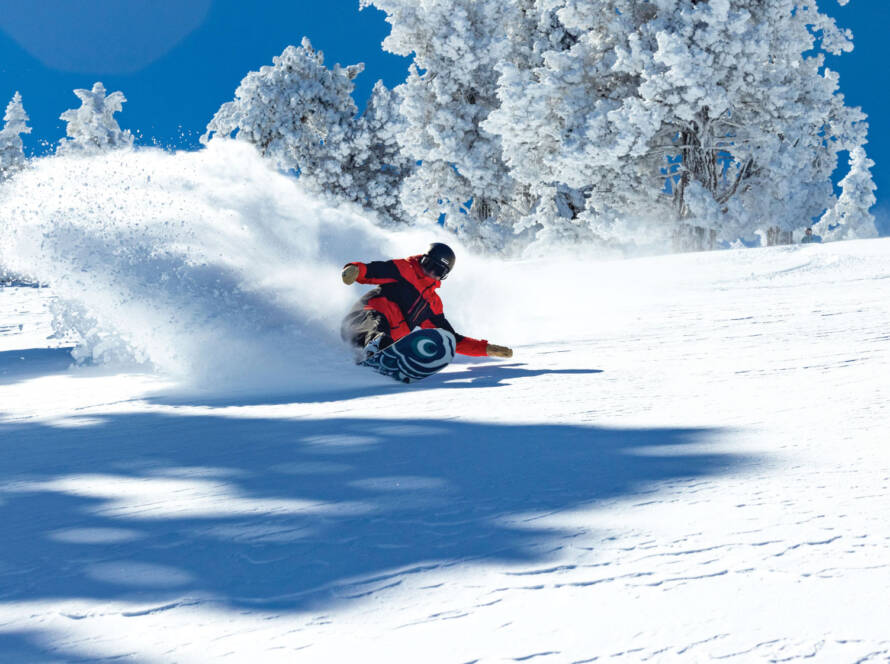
[{"left": 419, "top": 242, "right": 456, "bottom": 280}]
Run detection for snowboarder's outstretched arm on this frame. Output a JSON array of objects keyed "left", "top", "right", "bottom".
[
  {"left": 422, "top": 315, "right": 513, "bottom": 359},
  {"left": 341, "top": 261, "right": 399, "bottom": 285}
]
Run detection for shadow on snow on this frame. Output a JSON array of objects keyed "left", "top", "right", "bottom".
[
  {"left": 0, "top": 347, "right": 602, "bottom": 406},
  {"left": 149, "top": 362, "right": 605, "bottom": 407},
  {"left": 0, "top": 351, "right": 751, "bottom": 659},
  {"left": 0, "top": 412, "right": 750, "bottom": 614},
  {"left": 0, "top": 631, "right": 96, "bottom": 664},
  {"left": 0, "top": 406, "right": 754, "bottom": 660},
  {"left": 0, "top": 348, "right": 75, "bottom": 386}
]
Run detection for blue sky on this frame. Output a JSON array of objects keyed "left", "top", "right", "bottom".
[
  {"left": 0, "top": 0, "right": 409, "bottom": 150},
  {"left": 1, "top": 1, "right": 887, "bottom": 231}
]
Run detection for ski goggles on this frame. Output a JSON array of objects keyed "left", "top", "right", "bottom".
[{"left": 420, "top": 255, "right": 452, "bottom": 280}]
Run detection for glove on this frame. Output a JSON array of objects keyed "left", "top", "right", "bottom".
[
  {"left": 341, "top": 264, "right": 359, "bottom": 285},
  {"left": 486, "top": 343, "right": 513, "bottom": 358}
]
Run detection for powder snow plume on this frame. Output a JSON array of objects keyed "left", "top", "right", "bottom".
[{"left": 0, "top": 141, "right": 459, "bottom": 394}]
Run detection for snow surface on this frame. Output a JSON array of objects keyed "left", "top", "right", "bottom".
[{"left": 1, "top": 145, "right": 890, "bottom": 662}]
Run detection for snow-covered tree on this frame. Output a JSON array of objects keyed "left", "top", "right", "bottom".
[
  {"left": 367, "top": 0, "right": 866, "bottom": 250},
  {"left": 203, "top": 38, "right": 361, "bottom": 193},
  {"left": 362, "top": 0, "right": 537, "bottom": 248},
  {"left": 656, "top": 0, "right": 867, "bottom": 244},
  {"left": 203, "top": 42, "right": 348, "bottom": 189},
  {"left": 484, "top": 1, "right": 659, "bottom": 247},
  {"left": 485, "top": 0, "right": 869, "bottom": 248},
  {"left": 342, "top": 81, "right": 415, "bottom": 223},
  {"left": 0, "top": 92, "right": 31, "bottom": 181},
  {"left": 815, "top": 146, "right": 878, "bottom": 240},
  {"left": 57, "top": 82, "right": 133, "bottom": 155},
  {"left": 203, "top": 39, "right": 411, "bottom": 221}
]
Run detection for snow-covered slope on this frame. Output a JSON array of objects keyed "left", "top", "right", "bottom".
[{"left": 1, "top": 145, "right": 889, "bottom": 662}]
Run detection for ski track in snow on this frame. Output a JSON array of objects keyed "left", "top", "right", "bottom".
[{"left": 1, "top": 238, "right": 889, "bottom": 662}]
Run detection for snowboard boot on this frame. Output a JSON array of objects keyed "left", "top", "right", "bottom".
[
  {"left": 358, "top": 333, "right": 393, "bottom": 364},
  {"left": 363, "top": 333, "right": 385, "bottom": 360}
]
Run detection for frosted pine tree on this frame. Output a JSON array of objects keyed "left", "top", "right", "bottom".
[
  {"left": 202, "top": 39, "right": 362, "bottom": 199},
  {"left": 57, "top": 82, "right": 133, "bottom": 155},
  {"left": 485, "top": 0, "right": 869, "bottom": 249},
  {"left": 204, "top": 40, "right": 413, "bottom": 222},
  {"left": 815, "top": 147, "right": 878, "bottom": 240},
  {"left": 362, "top": 0, "right": 533, "bottom": 249},
  {"left": 342, "top": 81, "right": 415, "bottom": 223},
  {"left": 0, "top": 92, "right": 31, "bottom": 181},
  {"left": 642, "top": 0, "right": 867, "bottom": 245},
  {"left": 484, "top": 1, "right": 662, "bottom": 248}
]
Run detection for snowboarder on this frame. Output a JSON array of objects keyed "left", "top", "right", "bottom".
[{"left": 340, "top": 242, "right": 513, "bottom": 361}]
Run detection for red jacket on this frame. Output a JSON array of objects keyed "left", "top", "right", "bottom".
[{"left": 347, "top": 256, "right": 489, "bottom": 356}]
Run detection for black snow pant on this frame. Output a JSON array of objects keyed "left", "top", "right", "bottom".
[{"left": 340, "top": 306, "right": 393, "bottom": 351}]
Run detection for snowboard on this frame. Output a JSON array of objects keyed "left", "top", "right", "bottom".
[{"left": 361, "top": 328, "right": 456, "bottom": 383}]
